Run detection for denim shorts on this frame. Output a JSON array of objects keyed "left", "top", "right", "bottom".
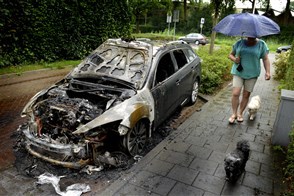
[{"left": 233, "top": 75, "right": 257, "bottom": 92}]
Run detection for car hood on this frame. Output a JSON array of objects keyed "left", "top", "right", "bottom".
[{"left": 69, "top": 39, "right": 153, "bottom": 89}]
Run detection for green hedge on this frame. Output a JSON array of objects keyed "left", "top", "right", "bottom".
[
  {"left": 0, "top": 0, "right": 131, "bottom": 67},
  {"left": 274, "top": 41, "right": 294, "bottom": 90},
  {"left": 197, "top": 46, "right": 232, "bottom": 94}
]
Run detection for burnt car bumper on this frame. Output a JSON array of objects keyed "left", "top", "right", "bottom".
[{"left": 22, "top": 125, "right": 90, "bottom": 169}]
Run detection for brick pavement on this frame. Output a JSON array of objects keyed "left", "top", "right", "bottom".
[{"left": 100, "top": 53, "right": 286, "bottom": 195}]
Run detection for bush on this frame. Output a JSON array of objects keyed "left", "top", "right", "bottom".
[
  {"left": 274, "top": 40, "right": 294, "bottom": 90},
  {"left": 274, "top": 50, "right": 291, "bottom": 80},
  {"left": 197, "top": 46, "right": 232, "bottom": 94}
]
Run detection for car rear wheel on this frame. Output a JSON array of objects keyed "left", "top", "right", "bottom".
[
  {"left": 123, "top": 121, "right": 148, "bottom": 156},
  {"left": 190, "top": 80, "right": 199, "bottom": 104},
  {"left": 195, "top": 40, "right": 200, "bottom": 45}
]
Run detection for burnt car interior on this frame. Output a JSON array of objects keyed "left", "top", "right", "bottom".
[
  {"left": 173, "top": 49, "right": 188, "bottom": 69},
  {"left": 155, "top": 53, "right": 175, "bottom": 85}
]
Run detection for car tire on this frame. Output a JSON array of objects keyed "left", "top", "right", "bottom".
[
  {"left": 122, "top": 120, "right": 148, "bottom": 156},
  {"left": 189, "top": 80, "right": 199, "bottom": 105},
  {"left": 195, "top": 40, "right": 200, "bottom": 45}
]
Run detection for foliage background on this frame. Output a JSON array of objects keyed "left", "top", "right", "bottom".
[
  {"left": 197, "top": 46, "right": 232, "bottom": 94},
  {"left": 0, "top": 0, "right": 131, "bottom": 67},
  {"left": 273, "top": 40, "right": 294, "bottom": 90}
]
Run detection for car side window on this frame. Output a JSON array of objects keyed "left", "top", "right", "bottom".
[
  {"left": 186, "top": 49, "right": 197, "bottom": 62},
  {"left": 173, "top": 49, "right": 188, "bottom": 69},
  {"left": 155, "top": 53, "right": 175, "bottom": 85}
]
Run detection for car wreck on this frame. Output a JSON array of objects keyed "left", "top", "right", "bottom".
[{"left": 18, "top": 38, "right": 201, "bottom": 170}]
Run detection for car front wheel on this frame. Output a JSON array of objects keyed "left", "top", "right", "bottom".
[
  {"left": 122, "top": 121, "right": 148, "bottom": 156},
  {"left": 190, "top": 80, "right": 199, "bottom": 104},
  {"left": 195, "top": 40, "right": 200, "bottom": 45}
]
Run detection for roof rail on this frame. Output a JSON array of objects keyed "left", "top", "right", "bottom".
[
  {"left": 104, "top": 38, "right": 152, "bottom": 51},
  {"left": 165, "top": 40, "right": 187, "bottom": 46}
]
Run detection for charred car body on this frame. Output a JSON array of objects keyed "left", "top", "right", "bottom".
[{"left": 19, "top": 39, "right": 201, "bottom": 169}]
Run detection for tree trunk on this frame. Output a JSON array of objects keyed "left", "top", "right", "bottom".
[
  {"left": 184, "top": 0, "right": 187, "bottom": 22},
  {"left": 265, "top": 0, "right": 270, "bottom": 12},
  {"left": 252, "top": 0, "right": 256, "bottom": 13},
  {"left": 209, "top": 16, "right": 218, "bottom": 54},
  {"left": 283, "top": 0, "right": 291, "bottom": 25},
  {"left": 136, "top": 18, "right": 140, "bottom": 33}
]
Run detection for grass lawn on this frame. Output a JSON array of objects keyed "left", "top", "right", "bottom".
[{"left": 0, "top": 60, "right": 80, "bottom": 75}]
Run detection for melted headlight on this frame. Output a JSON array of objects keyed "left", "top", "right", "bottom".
[{"left": 118, "top": 124, "right": 129, "bottom": 135}]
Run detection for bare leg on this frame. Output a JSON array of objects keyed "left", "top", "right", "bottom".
[
  {"left": 238, "top": 90, "right": 251, "bottom": 121},
  {"left": 229, "top": 87, "right": 242, "bottom": 123}
]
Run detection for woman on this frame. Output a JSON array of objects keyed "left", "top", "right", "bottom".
[{"left": 228, "top": 37, "right": 271, "bottom": 124}]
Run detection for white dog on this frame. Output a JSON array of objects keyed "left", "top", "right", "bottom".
[{"left": 247, "top": 95, "right": 261, "bottom": 120}]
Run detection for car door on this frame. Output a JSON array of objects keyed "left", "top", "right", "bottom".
[
  {"left": 171, "top": 49, "right": 192, "bottom": 105},
  {"left": 172, "top": 48, "right": 201, "bottom": 104},
  {"left": 151, "top": 52, "right": 179, "bottom": 128},
  {"left": 186, "top": 33, "right": 195, "bottom": 43}
]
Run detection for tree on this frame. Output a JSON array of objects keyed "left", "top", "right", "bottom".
[
  {"left": 220, "top": 0, "right": 235, "bottom": 19},
  {"left": 282, "top": 0, "right": 292, "bottom": 24},
  {"left": 127, "top": 0, "right": 163, "bottom": 33},
  {"left": 241, "top": 0, "right": 260, "bottom": 12},
  {"left": 186, "top": 2, "right": 213, "bottom": 34},
  {"left": 209, "top": 0, "right": 235, "bottom": 54},
  {"left": 260, "top": 0, "right": 270, "bottom": 12},
  {"left": 0, "top": 0, "right": 132, "bottom": 66},
  {"left": 291, "top": 1, "right": 294, "bottom": 11}
]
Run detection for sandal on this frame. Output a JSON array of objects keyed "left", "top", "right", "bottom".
[
  {"left": 229, "top": 115, "right": 237, "bottom": 124},
  {"left": 237, "top": 115, "right": 244, "bottom": 122}
]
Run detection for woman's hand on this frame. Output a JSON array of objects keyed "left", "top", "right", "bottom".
[
  {"left": 263, "top": 54, "right": 271, "bottom": 80},
  {"left": 228, "top": 53, "right": 240, "bottom": 64},
  {"left": 265, "top": 72, "right": 271, "bottom": 80},
  {"left": 234, "top": 57, "right": 241, "bottom": 64}
]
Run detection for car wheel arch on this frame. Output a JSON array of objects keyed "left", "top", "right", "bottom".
[
  {"left": 122, "top": 118, "right": 150, "bottom": 156},
  {"left": 189, "top": 77, "right": 200, "bottom": 105}
]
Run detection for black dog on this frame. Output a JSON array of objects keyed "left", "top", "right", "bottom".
[{"left": 224, "top": 140, "right": 250, "bottom": 182}]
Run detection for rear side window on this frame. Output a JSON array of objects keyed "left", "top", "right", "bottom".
[
  {"left": 186, "top": 49, "right": 197, "bottom": 62},
  {"left": 173, "top": 49, "right": 188, "bottom": 69},
  {"left": 155, "top": 53, "right": 175, "bottom": 85}
]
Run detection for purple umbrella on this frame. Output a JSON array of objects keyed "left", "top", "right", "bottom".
[{"left": 213, "top": 12, "right": 280, "bottom": 37}]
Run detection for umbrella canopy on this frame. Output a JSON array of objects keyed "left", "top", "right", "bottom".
[{"left": 213, "top": 12, "right": 280, "bottom": 37}]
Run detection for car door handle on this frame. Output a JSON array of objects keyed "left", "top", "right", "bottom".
[{"left": 176, "top": 80, "right": 181, "bottom": 86}]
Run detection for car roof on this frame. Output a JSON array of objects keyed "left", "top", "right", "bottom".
[{"left": 104, "top": 38, "right": 191, "bottom": 54}]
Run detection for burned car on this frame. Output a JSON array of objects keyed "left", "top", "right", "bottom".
[{"left": 19, "top": 38, "right": 201, "bottom": 169}]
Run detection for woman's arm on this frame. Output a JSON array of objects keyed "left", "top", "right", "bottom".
[
  {"left": 228, "top": 52, "right": 240, "bottom": 64},
  {"left": 262, "top": 53, "right": 271, "bottom": 80}
]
